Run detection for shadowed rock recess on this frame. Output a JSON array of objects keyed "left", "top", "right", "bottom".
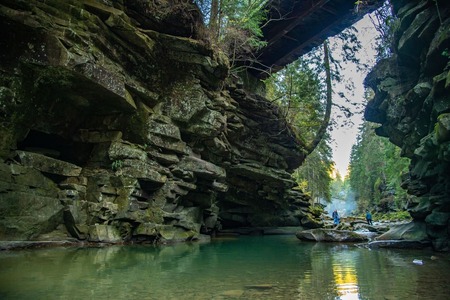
[
  {"left": 365, "top": 0, "right": 450, "bottom": 251},
  {"left": 0, "top": 0, "right": 318, "bottom": 244}
]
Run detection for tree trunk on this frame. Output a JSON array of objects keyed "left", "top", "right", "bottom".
[
  {"left": 210, "top": 0, "right": 220, "bottom": 41},
  {"left": 307, "top": 40, "right": 332, "bottom": 153}
]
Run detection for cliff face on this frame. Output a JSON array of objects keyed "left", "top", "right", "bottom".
[
  {"left": 0, "top": 0, "right": 316, "bottom": 243},
  {"left": 365, "top": 0, "right": 450, "bottom": 251}
]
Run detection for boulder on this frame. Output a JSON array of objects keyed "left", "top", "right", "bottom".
[
  {"left": 158, "top": 225, "right": 198, "bottom": 243},
  {"left": 296, "top": 229, "right": 369, "bottom": 242},
  {"left": 88, "top": 224, "right": 122, "bottom": 243},
  {"left": 375, "top": 221, "right": 428, "bottom": 241},
  {"left": 147, "top": 116, "right": 182, "bottom": 140},
  {"left": 185, "top": 108, "right": 226, "bottom": 137},
  {"left": 63, "top": 203, "right": 88, "bottom": 240},
  {"left": 133, "top": 222, "right": 159, "bottom": 238},
  {"left": 163, "top": 81, "right": 208, "bottom": 123},
  {"left": 119, "top": 159, "right": 167, "bottom": 184},
  {"left": 0, "top": 163, "right": 64, "bottom": 240},
  {"left": 108, "top": 141, "right": 147, "bottom": 161}
]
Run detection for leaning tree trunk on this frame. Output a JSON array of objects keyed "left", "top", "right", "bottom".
[{"left": 306, "top": 40, "right": 332, "bottom": 153}]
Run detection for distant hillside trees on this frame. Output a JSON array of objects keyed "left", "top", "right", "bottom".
[
  {"left": 293, "top": 137, "right": 334, "bottom": 204},
  {"left": 348, "top": 121, "right": 410, "bottom": 212}
]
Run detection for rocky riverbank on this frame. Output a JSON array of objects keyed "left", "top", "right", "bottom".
[
  {"left": 0, "top": 217, "right": 432, "bottom": 251},
  {"left": 296, "top": 216, "right": 433, "bottom": 249}
]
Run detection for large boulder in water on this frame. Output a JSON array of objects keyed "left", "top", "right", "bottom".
[
  {"left": 296, "top": 228, "right": 369, "bottom": 242},
  {"left": 363, "top": 221, "right": 432, "bottom": 250},
  {"left": 375, "top": 221, "right": 429, "bottom": 241}
]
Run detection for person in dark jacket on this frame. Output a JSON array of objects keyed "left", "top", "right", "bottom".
[
  {"left": 366, "top": 210, "right": 373, "bottom": 225},
  {"left": 332, "top": 210, "right": 340, "bottom": 225}
]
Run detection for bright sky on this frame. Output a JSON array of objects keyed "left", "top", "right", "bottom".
[{"left": 329, "top": 14, "right": 379, "bottom": 177}]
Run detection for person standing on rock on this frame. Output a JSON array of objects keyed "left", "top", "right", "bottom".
[
  {"left": 332, "top": 210, "right": 340, "bottom": 225},
  {"left": 366, "top": 210, "right": 373, "bottom": 225}
]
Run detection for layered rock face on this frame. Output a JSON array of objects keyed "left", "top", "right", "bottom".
[
  {"left": 365, "top": 0, "right": 450, "bottom": 251},
  {"left": 0, "top": 0, "right": 315, "bottom": 243}
]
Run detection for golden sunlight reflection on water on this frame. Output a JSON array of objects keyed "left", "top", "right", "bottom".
[{"left": 332, "top": 252, "right": 360, "bottom": 300}]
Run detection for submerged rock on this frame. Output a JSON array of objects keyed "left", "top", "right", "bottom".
[{"left": 367, "top": 240, "right": 431, "bottom": 249}]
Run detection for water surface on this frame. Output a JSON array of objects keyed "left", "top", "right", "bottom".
[{"left": 0, "top": 236, "right": 449, "bottom": 299}]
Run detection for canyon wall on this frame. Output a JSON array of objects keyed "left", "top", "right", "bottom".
[
  {"left": 0, "top": 0, "right": 318, "bottom": 244},
  {"left": 365, "top": 0, "right": 450, "bottom": 251}
]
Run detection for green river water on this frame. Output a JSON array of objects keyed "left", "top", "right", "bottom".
[{"left": 0, "top": 235, "right": 449, "bottom": 300}]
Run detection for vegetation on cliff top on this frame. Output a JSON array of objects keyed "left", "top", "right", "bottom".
[{"left": 195, "top": 0, "right": 268, "bottom": 72}]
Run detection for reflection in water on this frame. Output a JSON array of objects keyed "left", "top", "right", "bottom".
[
  {"left": 0, "top": 236, "right": 449, "bottom": 299},
  {"left": 332, "top": 251, "right": 359, "bottom": 300}
]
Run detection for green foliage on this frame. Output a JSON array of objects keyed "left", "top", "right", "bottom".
[
  {"left": 309, "top": 205, "right": 324, "bottom": 217},
  {"left": 348, "top": 121, "right": 410, "bottom": 213},
  {"left": 195, "top": 0, "right": 268, "bottom": 72},
  {"left": 221, "top": 0, "right": 267, "bottom": 46},
  {"left": 265, "top": 59, "right": 325, "bottom": 145},
  {"left": 293, "top": 136, "right": 334, "bottom": 203},
  {"left": 355, "top": 210, "right": 411, "bottom": 221},
  {"left": 330, "top": 171, "right": 352, "bottom": 201},
  {"left": 372, "top": 211, "right": 412, "bottom": 222},
  {"left": 111, "top": 159, "right": 123, "bottom": 171}
]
